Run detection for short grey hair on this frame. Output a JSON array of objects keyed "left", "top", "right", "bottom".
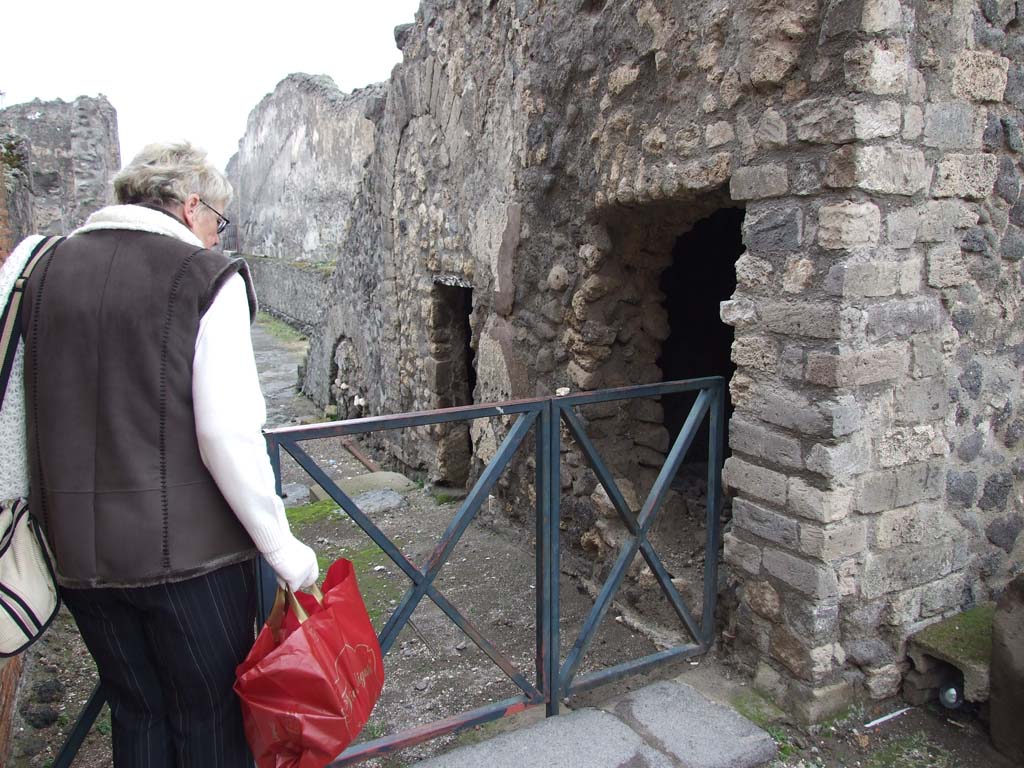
[{"left": 113, "top": 141, "right": 232, "bottom": 207}]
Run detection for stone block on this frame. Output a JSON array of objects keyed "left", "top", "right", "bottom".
[
  {"left": 730, "top": 164, "right": 788, "bottom": 200},
  {"left": 919, "top": 572, "right": 967, "bottom": 618},
  {"left": 844, "top": 40, "right": 908, "bottom": 95},
  {"left": 755, "top": 109, "right": 787, "bottom": 148},
  {"left": 751, "top": 388, "right": 830, "bottom": 436},
  {"left": 946, "top": 469, "right": 978, "bottom": 508},
  {"left": 824, "top": 145, "right": 930, "bottom": 195},
  {"left": 705, "top": 120, "right": 735, "bottom": 148},
  {"left": 719, "top": 296, "right": 758, "bottom": 327},
  {"left": 865, "top": 663, "right": 903, "bottom": 699},
  {"left": 894, "top": 461, "right": 943, "bottom": 507},
  {"left": 744, "top": 205, "right": 803, "bottom": 252},
  {"left": 731, "top": 335, "right": 778, "bottom": 372},
  {"left": 886, "top": 206, "right": 918, "bottom": 248},
  {"left": 734, "top": 498, "right": 800, "bottom": 548},
  {"left": 862, "top": 0, "right": 903, "bottom": 32},
  {"left": 865, "top": 297, "right": 941, "bottom": 341},
  {"left": 763, "top": 549, "right": 839, "bottom": 599},
  {"left": 745, "top": 580, "right": 782, "bottom": 620},
  {"left": 788, "top": 478, "right": 853, "bottom": 523},
  {"left": 895, "top": 378, "right": 949, "bottom": 424},
  {"left": 861, "top": 542, "right": 966, "bottom": 599},
  {"left": 902, "top": 104, "right": 924, "bottom": 140},
  {"left": 854, "top": 101, "right": 902, "bottom": 139},
  {"left": 723, "top": 457, "right": 788, "bottom": 507},
  {"left": 724, "top": 530, "right": 763, "bottom": 576},
  {"left": 735, "top": 252, "right": 774, "bottom": 291},
  {"left": 806, "top": 438, "right": 871, "bottom": 480},
  {"left": 931, "top": 153, "right": 998, "bottom": 198},
  {"left": 805, "top": 343, "right": 908, "bottom": 387},
  {"left": 818, "top": 201, "right": 881, "bottom": 249},
  {"left": 855, "top": 470, "right": 898, "bottom": 514},
  {"left": 782, "top": 257, "right": 814, "bottom": 293},
  {"left": 771, "top": 626, "right": 841, "bottom": 682},
  {"left": 825, "top": 262, "right": 899, "bottom": 297},
  {"left": 800, "top": 518, "right": 868, "bottom": 561},
  {"left": 794, "top": 98, "right": 855, "bottom": 144},
  {"left": 923, "top": 103, "right": 986, "bottom": 150},
  {"left": 761, "top": 301, "right": 840, "bottom": 338},
  {"left": 926, "top": 241, "right": 970, "bottom": 287},
  {"left": 787, "top": 679, "right": 856, "bottom": 724},
  {"left": 874, "top": 504, "right": 933, "bottom": 549},
  {"left": 915, "top": 199, "right": 979, "bottom": 242},
  {"left": 952, "top": 51, "right": 1010, "bottom": 102}
]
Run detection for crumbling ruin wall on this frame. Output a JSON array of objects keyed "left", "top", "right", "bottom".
[
  {"left": 231, "top": 0, "right": 1023, "bottom": 720},
  {"left": 0, "top": 96, "right": 119, "bottom": 234},
  {"left": 0, "top": 134, "right": 34, "bottom": 261},
  {"left": 225, "top": 74, "right": 380, "bottom": 260}
]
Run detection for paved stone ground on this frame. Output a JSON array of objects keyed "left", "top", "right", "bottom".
[{"left": 411, "top": 679, "right": 776, "bottom": 768}]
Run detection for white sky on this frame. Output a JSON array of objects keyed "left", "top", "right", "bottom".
[{"left": 0, "top": 1, "right": 421, "bottom": 170}]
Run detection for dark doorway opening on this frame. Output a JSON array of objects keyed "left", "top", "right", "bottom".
[
  {"left": 430, "top": 282, "right": 475, "bottom": 485},
  {"left": 658, "top": 207, "right": 744, "bottom": 463}
]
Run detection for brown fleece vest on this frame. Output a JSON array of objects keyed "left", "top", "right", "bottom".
[{"left": 22, "top": 228, "right": 259, "bottom": 588}]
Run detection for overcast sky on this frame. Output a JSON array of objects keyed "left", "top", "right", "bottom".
[{"left": 0, "top": 1, "right": 420, "bottom": 170}]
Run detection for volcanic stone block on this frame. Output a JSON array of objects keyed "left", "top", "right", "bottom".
[
  {"left": 931, "top": 153, "right": 999, "bottom": 198},
  {"left": 818, "top": 201, "right": 881, "bottom": 249},
  {"left": 952, "top": 51, "right": 1010, "bottom": 102}
]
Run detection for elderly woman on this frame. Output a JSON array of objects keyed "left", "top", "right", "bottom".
[{"left": 0, "top": 141, "right": 317, "bottom": 765}]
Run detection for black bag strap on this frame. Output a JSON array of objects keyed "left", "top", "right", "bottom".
[{"left": 0, "top": 236, "right": 64, "bottom": 408}]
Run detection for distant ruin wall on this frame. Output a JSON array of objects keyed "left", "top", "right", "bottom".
[
  {"left": 225, "top": 75, "right": 380, "bottom": 260},
  {"left": 242, "top": 254, "right": 334, "bottom": 330},
  {"left": 230, "top": 0, "right": 1023, "bottom": 721},
  {"left": 0, "top": 134, "right": 34, "bottom": 260},
  {"left": 0, "top": 96, "right": 119, "bottom": 234}
]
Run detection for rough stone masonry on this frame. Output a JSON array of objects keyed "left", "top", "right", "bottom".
[{"left": 228, "top": 0, "right": 1023, "bottom": 721}]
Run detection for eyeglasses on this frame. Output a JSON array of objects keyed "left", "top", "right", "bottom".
[{"left": 199, "top": 198, "right": 230, "bottom": 235}]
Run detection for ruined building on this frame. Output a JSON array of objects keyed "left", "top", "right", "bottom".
[
  {"left": 228, "top": 0, "right": 1023, "bottom": 720},
  {"left": 0, "top": 96, "right": 120, "bottom": 235}
]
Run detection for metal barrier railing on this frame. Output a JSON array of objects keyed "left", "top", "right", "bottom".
[{"left": 52, "top": 377, "right": 724, "bottom": 767}]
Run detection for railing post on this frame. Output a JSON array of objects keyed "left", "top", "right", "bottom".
[
  {"left": 702, "top": 380, "right": 725, "bottom": 648},
  {"left": 546, "top": 398, "right": 561, "bottom": 715}
]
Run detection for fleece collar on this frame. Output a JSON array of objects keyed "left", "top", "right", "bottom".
[{"left": 74, "top": 204, "right": 204, "bottom": 248}]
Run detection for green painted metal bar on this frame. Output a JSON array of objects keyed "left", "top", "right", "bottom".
[
  {"left": 564, "top": 643, "right": 705, "bottom": 697},
  {"left": 545, "top": 398, "right": 561, "bottom": 717},
  {"left": 329, "top": 694, "right": 534, "bottom": 766},
  {"left": 270, "top": 398, "right": 547, "bottom": 442},
  {"left": 638, "top": 539, "right": 703, "bottom": 644},
  {"left": 702, "top": 379, "right": 726, "bottom": 645}
]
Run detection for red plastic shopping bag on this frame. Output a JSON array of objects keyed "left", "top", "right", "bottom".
[{"left": 235, "top": 558, "right": 384, "bottom": 768}]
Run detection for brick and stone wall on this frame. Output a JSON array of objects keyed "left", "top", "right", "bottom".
[
  {"left": 229, "top": 0, "right": 1023, "bottom": 720},
  {"left": 241, "top": 254, "right": 335, "bottom": 331},
  {"left": 0, "top": 96, "right": 120, "bottom": 235}
]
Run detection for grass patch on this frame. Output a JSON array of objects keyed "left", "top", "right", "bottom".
[
  {"left": 256, "top": 312, "right": 307, "bottom": 343},
  {"left": 431, "top": 492, "right": 463, "bottom": 505},
  {"left": 914, "top": 603, "right": 995, "bottom": 664},
  {"left": 285, "top": 499, "right": 340, "bottom": 527},
  {"left": 347, "top": 543, "right": 406, "bottom": 624},
  {"left": 765, "top": 724, "right": 799, "bottom": 760},
  {"left": 95, "top": 708, "right": 112, "bottom": 736},
  {"left": 864, "top": 733, "right": 954, "bottom": 768},
  {"left": 731, "top": 689, "right": 784, "bottom": 729}
]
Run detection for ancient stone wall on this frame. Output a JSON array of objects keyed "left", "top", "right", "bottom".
[
  {"left": 242, "top": 255, "right": 335, "bottom": 331},
  {"left": 230, "top": 0, "right": 1023, "bottom": 720},
  {"left": 0, "top": 135, "right": 34, "bottom": 262},
  {"left": 225, "top": 75, "right": 380, "bottom": 260},
  {"left": 0, "top": 96, "right": 119, "bottom": 234}
]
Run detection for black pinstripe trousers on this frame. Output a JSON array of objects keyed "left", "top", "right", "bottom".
[{"left": 60, "top": 559, "right": 257, "bottom": 768}]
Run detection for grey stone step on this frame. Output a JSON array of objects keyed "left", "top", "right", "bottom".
[{"left": 411, "top": 680, "right": 776, "bottom": 768}]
